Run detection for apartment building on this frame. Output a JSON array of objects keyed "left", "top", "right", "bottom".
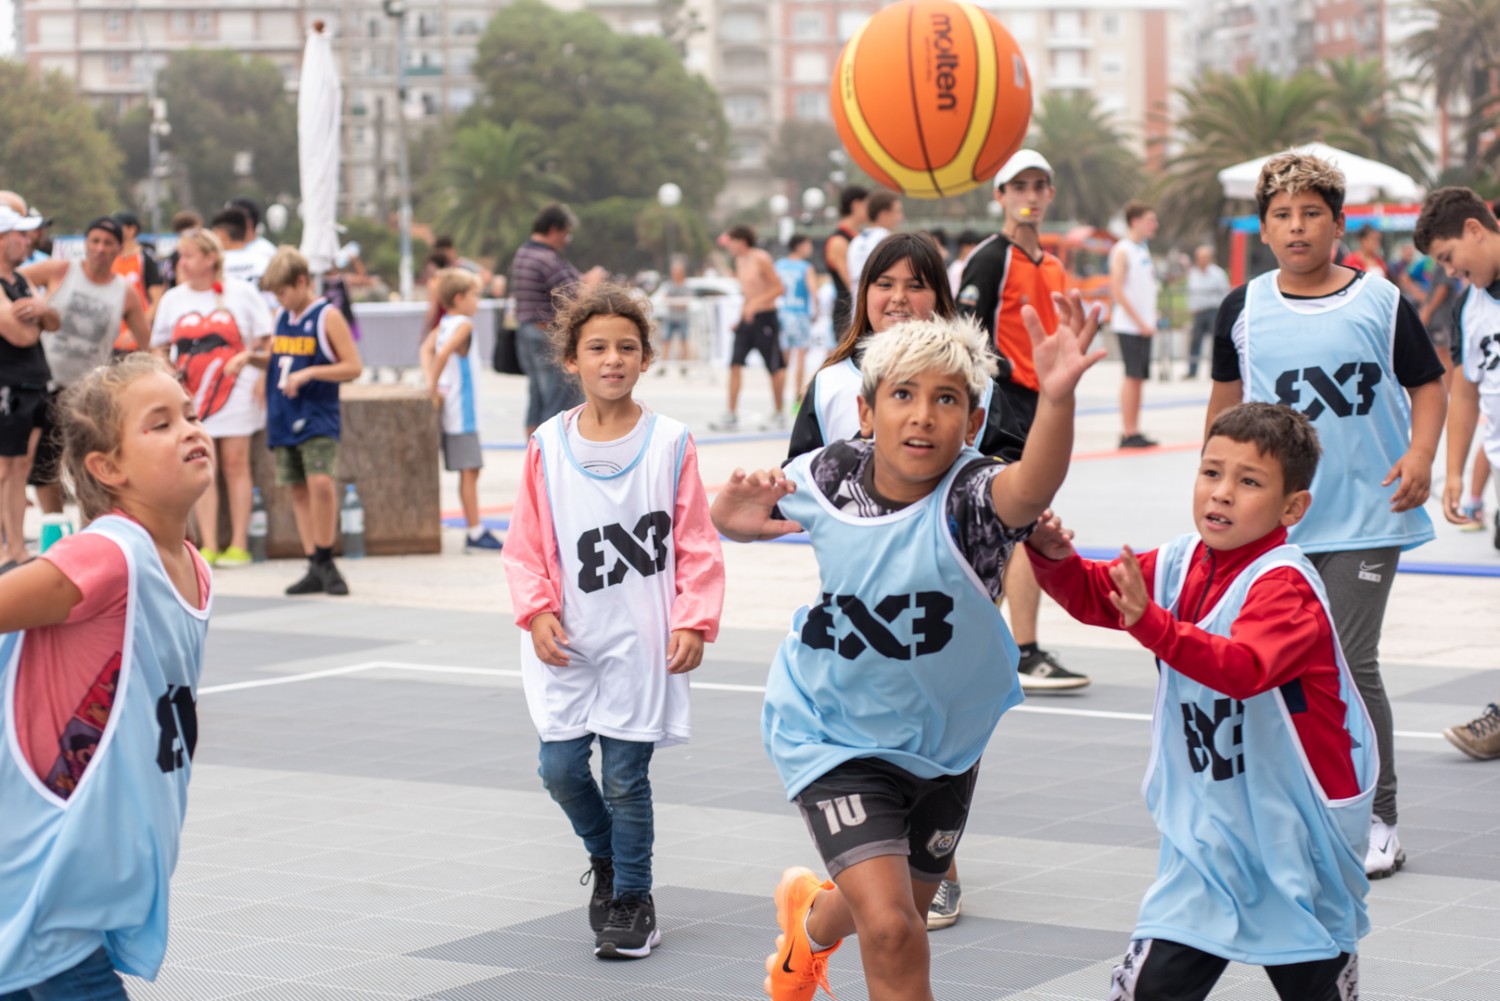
[
  {"left": 19, "top": 0, "right": 306, "bottom": 115},
  {"left": 17, "top": 0, "right": 1192, "bottom": 218}
]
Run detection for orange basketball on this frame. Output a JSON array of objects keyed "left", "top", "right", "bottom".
[{"left": 830, "top": 0, "right": 1033, "bottom": 199}]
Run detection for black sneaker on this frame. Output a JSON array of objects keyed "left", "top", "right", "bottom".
[
  {"left": 285, "top": 564, "right": 324, "bottom": 595},
  {"left": 1119, "top": 433, "right": 1159, "bottom": 449},
  {"left": 594, "top": 893, "right": 661, "bottom": 959},
  {"left": 319, "top": 560, "right": 350, "bottom": 597},
  {"left": 582, "top": 855, "right": 614, "bottom": 932},
  {"left": 1017, "top": 648, "right": 1091, "bottom": 691}
]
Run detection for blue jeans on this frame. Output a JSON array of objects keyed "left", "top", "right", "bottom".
[
  {"left": 537, "top": 734, "right": 656, "bottom": 898},
  {"left": 516, "top": 322, "right": 583, "bottom": 430},
  {"left": 0, "top": 947, "right": 129, "bottom": 1001}
]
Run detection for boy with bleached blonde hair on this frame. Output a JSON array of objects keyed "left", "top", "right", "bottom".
[{"left": 713, "top": 296, "right": 1104, "bottom": 1001}]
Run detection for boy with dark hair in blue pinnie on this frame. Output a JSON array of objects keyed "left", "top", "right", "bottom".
[
  {"left": 1028, "top": 402, "right": 1375, "bottom": 1001},
  {"left": 1205, "top": 151, "right": 1445, "bottom": 879}
]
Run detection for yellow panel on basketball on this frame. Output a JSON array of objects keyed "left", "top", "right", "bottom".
[{"left": 829, "top": 0, "right": 1033, "bottom": 199}]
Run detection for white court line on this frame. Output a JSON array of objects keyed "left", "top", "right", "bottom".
[{"left": 199, "top": 660, "right": 1449, "bottom": 739}]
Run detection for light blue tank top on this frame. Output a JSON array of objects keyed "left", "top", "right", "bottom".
[
  {"left": 1135, "top": 533, "right": 1375, "bottom": 964},
  {"left": 775, "top": 258, "right": 812, "bottom": 316},
  {"left": 763, "top": 445, "right": 1022, "bottom": 798},
  {"left": 0, "top": 516, "right": 211, "bottom": 991},
  {"left": 1239, "top": 271, "right": 1434, "bottom": 553}
]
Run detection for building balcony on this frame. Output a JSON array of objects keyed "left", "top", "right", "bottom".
[{"left": 1046, "top": 74, "right": 1095, "bottom": 91}]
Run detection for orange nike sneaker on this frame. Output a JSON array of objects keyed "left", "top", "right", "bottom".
[{"left": 763, "top": 866, "right": 841, "bottom": 1000}]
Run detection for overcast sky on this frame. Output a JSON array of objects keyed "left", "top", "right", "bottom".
[{"left": 1, "top": 2, "right": 14, "bottom": 57}]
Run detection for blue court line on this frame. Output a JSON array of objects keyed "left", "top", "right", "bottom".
[
  {"left": 478, "top": 398, "right": 1213, "bottom": 451},
  {"left": 443, "top": 517, "right": 1500, "bottom": 578}
]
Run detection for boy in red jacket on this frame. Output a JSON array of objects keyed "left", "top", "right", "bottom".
[{"left": 1026, "top": 402, "right": 1375, "bottom": 1001}]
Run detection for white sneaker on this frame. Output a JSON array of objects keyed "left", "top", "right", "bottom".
[
  {"left": 708, "top": 411, "right": 739, "bottom": 432},
  {"left": 762, "top": 411, "right": 789, "bottom": 431},
  {"left": 1365, "top": 819, "right": 1405, "bottom": 879}
]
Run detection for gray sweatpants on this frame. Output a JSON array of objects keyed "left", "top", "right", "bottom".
[{"left": 1307, "top": 546, "right": 1401, "bottom": 825}]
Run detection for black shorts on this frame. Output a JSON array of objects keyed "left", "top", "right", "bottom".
[
  {"left": 1117, "top": 332, "right": 1152, "bottom": 380},
  {"left": 1110, "top": 939, "right": 1357, "bottom": 1001},
  {"left": 794, "top": 757, "right": 979, "bottom": 883},
  {"left": 731, "top": 310, "right": 786, "bottom": 373},
  {"left": 987, "top": 379, "right": 1038, "bottom": 463},
  {"left": 0, "top": 386, "right": 47, "bottom": 458},
  {"left": 26, "top": 389, "right": 64, "bottom": 486}
]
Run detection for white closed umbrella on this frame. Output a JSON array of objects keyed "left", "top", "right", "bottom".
[
  {"left": 1217, "top": 142, "right": 1424, "bottom": 204},
  {"left": 298, "top": 20, "right": 342, "bottom": 274}
]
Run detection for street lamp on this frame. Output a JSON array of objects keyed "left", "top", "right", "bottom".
[
  {"left": 801, "top": 186, "right": 826, "bottom": 225},
  {"left": 657, "top": 182, "right": 681, "bottom": 270},
  {"left": 382, "top": 0, "right": 413, "bottom": 301},
  {"left": 768, "top": 194, "right": 791, "bottom": 247}
]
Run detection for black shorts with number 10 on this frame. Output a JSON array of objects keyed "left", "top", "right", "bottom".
[{"left": 793, "top": 756, "right": 980, "bottom": 883}]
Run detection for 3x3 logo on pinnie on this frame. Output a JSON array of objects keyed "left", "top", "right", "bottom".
[
  {"left": 800, "top": 591, "right": 956, "bottom": 660},
  {"left": 574, "top": 512, "right": 673, "bottom": 593},
  {"left": 1274, "top": 363, "right": 1381, "bottom": 420}
]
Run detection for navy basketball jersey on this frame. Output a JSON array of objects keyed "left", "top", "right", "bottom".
[{"left": 267, "top": 298, "right": 341, "bottom": 447}]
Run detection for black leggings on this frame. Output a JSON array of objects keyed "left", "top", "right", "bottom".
[{"left": 1109, "top": 939, "right": 1356, "bottom": 1001}]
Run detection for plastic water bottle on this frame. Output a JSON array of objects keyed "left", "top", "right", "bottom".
[
  {"left": 247, "top": 487, "right": 268, "bottom": 563},
  {"left": 340, "top": 484, "right": 366, "bottom": 559}
]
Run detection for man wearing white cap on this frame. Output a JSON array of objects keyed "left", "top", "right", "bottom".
[
  {"left": 927, "top": 148, "right": 1088, "bottom": 935},
  {"left": 956, "top": 149, "right": 1091, "bottom": 690},
  {"left": 0, "top": 204, "right": 59, "bottom": 572}
]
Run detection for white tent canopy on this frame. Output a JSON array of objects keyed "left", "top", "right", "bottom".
[
  {"left": 1217, "top": 143, "right": 1424, "bottom": 204},
  {"left": 298, "top": 22, "right": 341, "bottom": 275}
]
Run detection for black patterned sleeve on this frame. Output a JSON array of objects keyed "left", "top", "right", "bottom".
[{"left": 945, "top": 458, "right": 1033, "bottom": 600}]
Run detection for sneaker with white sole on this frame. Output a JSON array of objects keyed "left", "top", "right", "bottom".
[
  {"left": 1365, "top": 819, "right": 1405, "bottom": 879},
  {"left": 926, "top": 878, "right": 961, "bottom": 930},
  {"left": 762, "top": 411, "right": 789, "bottom": 431},
  {"left": 1017, "top": 648, "right": 1091, "bottom": 691},
  {"left": 708, "top": 411, "right": 739, "bottom": 432},
  {"left": 594, "top": 894, "right": 661, "bottom": 959},
  {"left": 1444, "top": 703, "right": 1500, "bottom": 760}
]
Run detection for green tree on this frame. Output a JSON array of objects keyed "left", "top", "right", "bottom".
[
  {"left": 1156, "top": 69, "right": 1335, "bottom": 243},
  {"left": 148, "top": 49, "right": 299, "bottom": 215},
  {"left": 421, "top": 120, "right": 569, "bottom": 261},
  {"left": 658, "top": 0, "right": 705, "bottom": 57},
  {"left": 1027, "top": 92, "right": 1144, "bottom": 227},
  {"left": 472, "top": 0, "right": 729, "bottom": 229},
  {"left": 1320, "top": 56, "right": 1432, "bottom": 182},
  {"left": 1404, "top": 0, "right": 1500, "bottom": 163},
  {"left": 0, "top": 64, "right": 123, "bottom": 230}
]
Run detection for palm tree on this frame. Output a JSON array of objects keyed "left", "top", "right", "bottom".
[
  {"left": 420, "top": 120, "right": 568, "bottom": 260},
  {"left": 1320, "top": 56, "right": 1432, "bottom": 182},
  {"left": 1404, "top": 0, "right": 1500, "bottom": 163},
  {"left": 1027, "top": 92, "right": 1144, "bottom": 227},
  {"left": 1155, "top": 69, "right": 1335, "bottom": 243}
]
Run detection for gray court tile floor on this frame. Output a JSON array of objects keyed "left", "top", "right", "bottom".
[{"left": 119, "top": 595, "right": 1500, "bottom": 1001}]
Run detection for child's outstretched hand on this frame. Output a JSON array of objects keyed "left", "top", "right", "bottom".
[
  {"left": 1026, "top": 509, "right": 1076, "bottom": 561},
  {"left": 711, "top": 468, "right": 802, "bottom": 542},
  {"left": 1107, "top": 546, "right": 1150, "bottom": 628},
  {"left": 1027, "top": 290, "right": 1107, "bottom": 403},
  {"left": 666, "top": 629, "right": 704, "bottom": 674},
  {"left": 530, "top": 612, "right": 571, "bottom": 666}
]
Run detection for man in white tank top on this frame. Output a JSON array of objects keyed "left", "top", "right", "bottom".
[
  {"left": 19, "top": 216, "right": 149, "bottom": 513},
  {"left": 1110, "top": 201, "right": 1160, "bottom": 448}
]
